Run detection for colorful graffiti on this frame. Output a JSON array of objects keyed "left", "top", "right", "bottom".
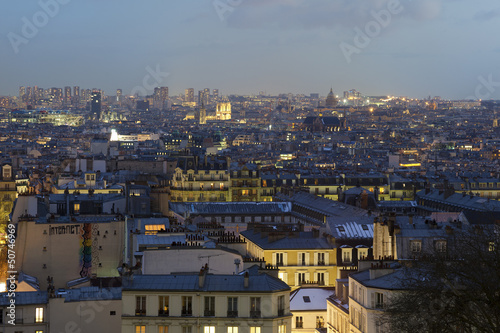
[{"left": 79, "top": 223, "right": 92, "bottom": 277}]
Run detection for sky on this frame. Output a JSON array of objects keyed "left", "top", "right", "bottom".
[{"left": 1, "top": 0, "right": 500, "bottom": 99}]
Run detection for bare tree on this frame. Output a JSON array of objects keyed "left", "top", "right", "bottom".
[{"left": 380, "top": 225, "right": 500, "bottom": 333}]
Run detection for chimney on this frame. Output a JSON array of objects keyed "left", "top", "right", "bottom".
[
  {"left": 199, "top": 265, "right": 207, "bottom": 288},
  {"left": 244, "top": 271, "right": 249, "bottom": 288},
  {"left": 234, "top": 259, "right": 241, "bottom": 274}
]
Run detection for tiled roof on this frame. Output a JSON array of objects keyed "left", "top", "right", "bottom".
[{"left": 123, "top": 272, "right": 289, "bottom": 292}]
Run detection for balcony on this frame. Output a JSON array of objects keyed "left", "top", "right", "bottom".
[
  {"left": 204, "top": 310, "right": 215, "bottom": 317},
  {"left": 135, "top": 309, "right": 146, "bottom": 316},
  {"left": 227, "top": 310, "right": 238, "bottom": 318},
  {"left": 158, "top": 310, "right": 169, "bottom": 317},
  {"left": 250, "top": 310, "right": 261, "bottom": 318},
  {"left": 296, "top": 322, "right": 303, "bottom": 329},
  {"left": 181, "top": 309, "right": 193, "bottom": 317}
]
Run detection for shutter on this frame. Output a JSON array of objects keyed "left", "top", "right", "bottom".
[
  {"left": 284, "top": 253, "right": 288, "bottom": 266},
  {"left": 283, "top": 272, "right": 288, "bottom": 284},
  {"left": 371, "top": 292, "right": 375, "bottom": 308},
  {"left": 325, "top": 252, "right": 330, "bottom": 265},
  {"left": 305, "top": 272, "right": 310, "bottom": 283},
  {"left": 306, "top": 253, "right": 310, "bottom": 266},
  {"left": 272, "top": 253, "right": 276, "bottom": 266},
  {"left": 295, "top": 273, "right": 299, "bottom": 286},
  {"left": 314, "top": 252, "right": 318, "bottom": 266},
  {"left": 297, "top": 252, "right": 301, "bottom": 265},
  {"left": 313, "top": 272, "right": 317, "bottom": 283}
]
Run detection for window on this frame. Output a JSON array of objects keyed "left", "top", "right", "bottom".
[
  {"left": 300, "top": 253, "right": 306, "bottom": 265},
  {"left": 489, "top": 242, "right": 496, "bottom": 252},
  {"left": 159, "top": 296, "right": 169, "bottom": 316},
  {"left": 373, "top": 292, "right": 384, "bottom": 309},
  {"left": 435, "top": 240, "right": 447, "bottom": 253},
  {"left": 227, "top": 297, "right": 238, "bottom": 317},
  {"left": 278, "top": 324, "right": 286, "bottom": 333},
  {"left": 317, "top": 272, "right": 325, "bottom": 285},
  {"left": 73, "top": 203, "right": 80, "bottom": 214},
  {"left": 36, "top": 331, "right": 44, "bottom": 333},
  {"left": 204, "top": 326, "right": 215, "bottom": 333},
  {"left": 278, "top": 295, "right": 285, "bottom": 316},
  {"left": 250, "top": 297, "right": 261, "bottom": 317},
  {"left": 296, "top": 316, "right": 303, "bottom": 328},
  {"left": 317, "top": 253, "right": 325, "bottom": 265},
  {"left": 136, "top": 296, "right": 146, "bottom": 316},
  {"left": 182, "top": 326, "right": 192, "bottom": 333},
  {"left": 35, "top": 307, "right": 44, "bottom": 323},
  {"left": 276, "top": 253, "right": 284, "bottom": 266},
  {"left": 410, "top": 240, "right": 422, "bottom": 253},
  {"left": 227, "top": 327, "right": 238, "bottom": 333},
  {"left": 297, "top": 273, "right": 305, "bottom": 285},
  {"left": 250, "top": 327, "right": 261, "bottom": 333},
  {"left": 182, "top": 296, "right": 193, "bottom": 316},
  {"left": 204, "top": 296, "right": 215, "bottom": 316},
  {"left": 159, "top": 326, "right": 168, "bottom": 333},
  {"left": 316, "top": 316, "right": 325, "bottom": 328},
  {"left": 136, "top": 326, "right": 146, "bottom": 333},
  {"left": 342, "top": 250, "right": 351, "bottom": 263},
  {"left": 146, "top": 224, "right": 166, "bottom": 235}
]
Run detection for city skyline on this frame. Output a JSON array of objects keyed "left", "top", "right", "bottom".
[{"left": 1, "top": 1, "right": 500, "bottom": 99}]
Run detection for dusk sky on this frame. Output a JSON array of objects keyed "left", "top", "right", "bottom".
[{"left": 1, "top": 0, "right": 500, "bottom": 99}]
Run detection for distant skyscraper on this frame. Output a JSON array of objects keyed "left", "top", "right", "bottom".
[
  {"left": 91, "top": 90, "right": 102, "bottom": 120},
  {"left": 213, "top": 89, "right": 219, "bottom": 101},
  {"left": 116, "top": 89, "right": 122, "bottom": 103},
  {"left": 203, "top": 88, "right": 210, "bottom": 105},
  {"left": 19, "top": 86, "right": 26, "bottom": 102},
  {"left": 185, "top": 88, "right": 194, "bottom": 103},
  {"left": 73, "top": 86, "right": 80, "bottom": 106},
  {"left": 198, "top": 90, "right": 205, "bottom": 106},
  {"left": 64, "top": 86, "right": 72, "bottom": 105}
]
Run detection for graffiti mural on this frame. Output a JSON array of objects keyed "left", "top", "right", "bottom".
[{"left": 79, "top": 223, "right": 92, "bottom": 277}]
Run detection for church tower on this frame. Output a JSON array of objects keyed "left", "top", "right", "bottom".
[{"left": 325, "top": 88, "right": 338, "bottom": 108}]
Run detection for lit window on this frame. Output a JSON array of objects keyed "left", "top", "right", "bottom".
[
  {"left": 136, "top": 326, "right": 146, "bottom": 333},
  {"left": 250, "top": 327, "right": 261, "bottom": 333},
  {"left": 204, "top": 326, "right": 215, "bottom": 333},
  {"left": 159, "top": 326, "right": 168, "bottom": 333},
  {"left": 73, "top": 203, "right": 80, "bottom": 213},
  {"left": 145, "top": 225, "right": 166, "bottom": 235},
  {"left": 227, "top": 327, "right": 238, "bottom": 333},
  {"left": 35, "top": 307, "right": 44, "bottom": 323},
  {"left": 278, "top": 324, "right": 286, "bottom": 333}
]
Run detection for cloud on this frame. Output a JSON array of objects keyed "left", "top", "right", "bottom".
[{"left": 221, "top": 0, "right": 444, "bottom": 30}]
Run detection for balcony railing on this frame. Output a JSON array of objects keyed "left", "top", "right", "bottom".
[
  {"left": 296, "top": 322, "right": 303, "bottom": 328},
  {"left": 158, "top": 310, "right": 169, "bottom": 317},
  {"left": 204, "top": 310, "right": 215, "bottom": 317},
  {"left": 227, "top": 310, "right": 238, "bottom": 318},
  {"left": 250, "top": 310, "right": 261, "bottom": 318},
  {"left": 181, "top": 309, "right": 193, "bottom": 316},
  {"left": 135, "top": 309, "right": 146, "bottom": 316}
]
